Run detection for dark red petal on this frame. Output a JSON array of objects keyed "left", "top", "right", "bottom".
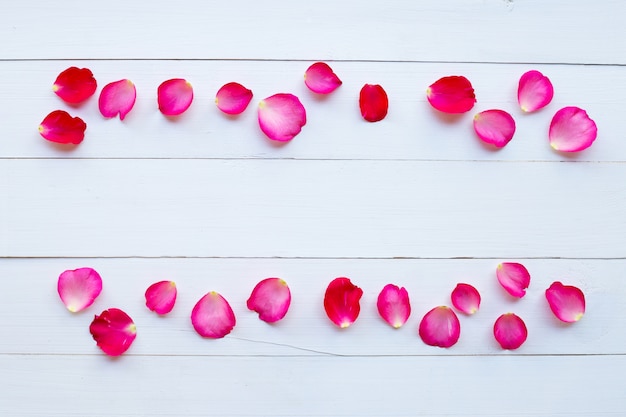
[
  {"left": 359, "top": 84, "right": 388, "bottom": 122},
  {"left": 38, "top": 110, "right": 86, "bottom": 145},
  {"left": 323, "top": 277, "right": 363, "bottom": 328},
  {"left": 89, "top": 308, "right": 137, "bottom": 356},
  {"left": 427, "top": 75, "right": 476, "bottom": 113},
  {"left": 53, "top": 67, "right": 97, "bottom": 104}
]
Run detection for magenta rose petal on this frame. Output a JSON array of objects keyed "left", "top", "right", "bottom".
[
  {"left": 53, "top": 66, "right": 97, "bottom": 104},
  {"left": 38, "top": 110, "right": 86, "bottom": 145},
  {"left": 426, "top": 75, "right": 476, "bottom": 114},
  {"left": 304, "top": 62, "right": 342, "bottom": 94},
  {"left": 376, "top": 284, "right": 411, "bottom": 328},
  {"left": 497, "top": 262, "right": 531, "bottom": 298},
  {"left": 191, "top": 291, "right": 236, "bottom": 338},
  {"left": 215, "top": 82, "right": 253, "bottom": 115},
  {"left": 473, "top": 109, "right": 516, "bottom": 148},
  {"left": 89, "top": 308, "right": 137, "bottom": 356},
  {"left": 145, "top": 281, "right": 177, "bottom": 315},
  {"left": 57, "top": 267, "right": 103, "bottom": 313},
  {"left": 258, "top": 93, "right": 307, "bottom": 141},
  {"left": 247, "top": 277, "right": 291, "bottom": 323},
  {"left": 323, "top": 277, "right": 363, "bottom": 328},
  {"left": 418, "top": 306, "right": 461, "bottom": 348},
  {"left": 493, "top": 313, "right": 528, "bottom": 350},
  {"left": 517, "top": 70, "right": 554, "bottom": 113},
  {"left": 545, "top": 281, "right": 586, "bottom": 323},
  {"left": 98, "top": 79, "right": 137, "bottom": 120},
  {"left": 158, "top": 78, "right": 194, "bottom": 116},
  {"left": 549, "top": 106, "right": 598, "bottom": 152},
  {"left": 450, "top": 283, "right": 481, "bottom": 315},
  {"left": 359, "top": 84, "right": 388, "bottom": 122}
]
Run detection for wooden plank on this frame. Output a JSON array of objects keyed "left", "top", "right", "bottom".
[
  {"left": 1, "top": 1, "right": 625, "bottom": 65},
  {"left": 3, "top": 159, "right": 625, "bottom": 258},
  {"left": 4, "top": 60, "right": 620, "bottom": 161},
  {"left": 0, "top": 258, "right": 619, "bottom": 356}
]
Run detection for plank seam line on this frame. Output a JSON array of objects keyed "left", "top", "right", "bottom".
[{"left": 2, "top": 256, "right": 625, "bottom": 260}]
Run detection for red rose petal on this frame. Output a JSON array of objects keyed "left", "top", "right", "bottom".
[
  {"left": 427, "top": 75, "right": 476, "bottom": 113},
  {"left": 323, "top": 277, "right": 363, "bottom": 328},
  {"left": 359, "top": 84, "right": 388, "bottom": 122},
  {"left": 376, "top": 284, "right": 411, "bottom": 328},
  {"left": 545, "top": 281, "right": 586, "bottom": 323},
  {"left": 53, "top": 67, "right": 97, "bottom": 104},
  {"left": 258, "top": 93, "right": 307, "bottom": 141},
  {"left": 57, "top": 267, "right": 103, "bottom": 313},
  {"left": 145, "top": 281, "right": 177, "bottom": 315},
  {"left": 493, "top": 313, "right": 528, "bottom": 350},
  {"left": 518, "top": 70, "right": 554, "bottom": 113},
  {"left": 304, "top": 62, "right": 342, "bottom": 94},
  {"left": 98, "top": 79, "right": 137, "bottom": 120},
  {"left": 247, "top": 278, "right": 291, "bottom": 323},
  {"left": 158, "top": 78, "right": 194, "bottom": 116},
  {"left": 497, "top": 262, "right": 531, "bottom": 298},
  {"left": 38, "top": 110, "right": 86, "bottom": 145},
  {"left": 473, "top": 109, "right": 516, "bottom": 148},
  {"left": 89, "top": 308, "right": 137, "bottom": 356},
  {"left": 450, "top": 283, "right": 481, "bottom": 315},
  {"left": 549, "top": 106, "right": 598, "bottom": 152},
  {"left": 191, "top": 291, "right": 236, "bottom": 338},
  {"left": 215, "top": 82, "right": 253, "bottom": 115},
  {"left": 418, "top": 306, "right": 461, "bottom": 348}
]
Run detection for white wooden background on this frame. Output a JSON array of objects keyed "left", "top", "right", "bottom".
[{"left": 2, "top": 1, "right": 625, "bottom": 415}]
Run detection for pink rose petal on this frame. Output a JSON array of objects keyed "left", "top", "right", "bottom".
[
  {"left": 304, "top": 62, "right": 342, "bottom": 94},
  {"left": 145, "top": 281, "right": 177, "bottom": 315},
  {"left": 247, "top": 277, "right": 291, "bottom": 323},
  {"left": 53, "top": 66, "right": 97, "bottom": 104},
  {"left": 57, "top": 267, "right": 103, "bottom": 313},
  {"left": 419, "top": 306, "right": 460, "bottom": 348},
  {"left": 99, "top": 79, "right": 136, "bottom": 120},
  {"left": 451, "top": 283, "right": 481, "bottom": 315},
  {"left": 473, "top": 109, "right": 516, "bottom": 148},
  {"left": 493, "top": 313, "right": 527, "bottom": 350},
  {"left": 359, "top": 84, "right": 388, "bottom": 122},
  {"left": 89, "top": 308, "right": 137, "bottom": 356},
  {"left": 549, "top": 106, "right": 598, "bottom": 152},
  {"left": 376, "top": 284, "right": 411, "bottom": 328},
  {"left": 258, "top": 93, "right": 307, "bottom": 141},
  {"left": 215, "top": 82, "right": 253, "bottom": 115},
  {"left": 497, "top": 262, "right": 531, "bottom": 298},
  {"left": 158, "top": 78, "right": 194, "bottom": 116},
  {"left": 191, "top": 291, "right": 236, "bottom": 338},
  {"left": 427, "top": 75, "right": 476, "bottom": 114},
  {"left": 324, "top": 277, "right": 363, "bottom": 328},
  {"left": 545, "top": 281, "right": 586, "bottom": 323},
  {"left": 518, "top": 70, "right": 554, "bottom": 113},
  {"left": 38, "top": 110, "right": 86, "bottom": 145}
]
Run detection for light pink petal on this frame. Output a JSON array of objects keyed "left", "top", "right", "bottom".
[
  {"left": 247, "top": 277, "right": 291, "bottom": 323},
  {"left": 258, "top": 93, "right": 307, "bottom": 141},
  {"left": 215, "top": 82, "right": 253, "bottom": 115},
  {"left": 545, "top": 281, "right": 586, "bottom": 323},
  {"left": 451, "top": 283, "right": 481, "bottom": 315},
  {"left": 473, "top": 109, "right": 516, "bottom": 148},
  {"left": 376, "top": 284, "right": 411, "bottom": 328},
  {"left": 304, "top": 62, "right": 342, "bottom": 94},
  {"left": 497, "top": 262, "right": 531, "bottom": 298},
  {"left": 191, "top": 291, "right": 236, "bottom": 338},
  {"left": 493, "top": 313, "right": 528, "bottom": 350},
  {"left": 145, "top": 281, "right": 177, "bottom": 315},
  {"left": 324, "top": 277, "right": 363, "bottom": 328},
  {"left": 418, "top": 306, "right": 461, "bottom": 348},
  {"left": 57, "top": 267, "right": 103, "bottom": 313},
  {"left": 426, "top": 76, "right": 476, "bottom": 114},
  {"left": 549, "top": 106, "right": 598, "bottom": 152},
  {"left": 98, "top": 79, "right": 136, "bottom": 120},
  {"left": 158, "top": 78, "right": 194, "bottom": 116},
  {"left": 38, "top": 110, "right": 86, "bottom": 145},
  {"left": 518, "top": 70, "right": 554, "bottom": 113},
  {"left": 89, "top": 308, "right": 137, "bottom": 356}
]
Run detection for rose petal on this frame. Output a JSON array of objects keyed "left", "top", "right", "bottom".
[
  {"left": 376, "top": 284, "right": 411, "bottom": 328},
  {"left": 191, "top": 291, "right": 236, "bottom": 338},
  {"left": 258, "top": 93, "right": 307, "bottom": 141},
  {"left": 215, "top": 82, "right": 253, "bottom": 115},
  {"left": 418, "top": 306, "right": 460, "bottom": 348},
  {"left": 98, "top": 79, "right": 137, "bottom": 120},
  {"left": 57, "top": 267, "right": 103, "bottom": 313},
  {"left": 304, "top": 62, "right": 342, "bottom": 94},
  {"left": 427, "top": 75, "right": 476, "bottom": 113},
  {"left": 145, "top": 281, "right": 177, "bottom": 315},
  {"left": 473, "top": 109, "right": 516, "bottom": 148},
  {"left": 497, "top": 262, "right": 531, "bottom": 298},
  {"left": 38, "top": 110, "right": 86, "bottom": 145},
  {"left": 451, "top": 283, "right": 481, "bottom": 315},
  {"left": 549, "top": 106, "right": 598, "bottom": 152},
  {"left": 517, "top": 70, "right": 554, "bottom": 113},
  {"left": 493, "top": 313, "right": 528, "bottom": 350},
  {"left": 247, "top": 278, "right": 291, "bottom": 323},
  {"left": 323, "top": 277, "right": 363, "bottom": 328},
  {"left": 89, "top": 308, "right": 137, "bottom": 356},
  {"left": 158, "top": 78, "right": 194, "bottom": 116},
  {"left": 53, "top": 67, "right": 97, "bottom": 104},
  {"left": 545, "top": 281, "right": 586, "bottom": 323},
  {"left": 359, "top": 84, "right": 388, "bottom": 122}
]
